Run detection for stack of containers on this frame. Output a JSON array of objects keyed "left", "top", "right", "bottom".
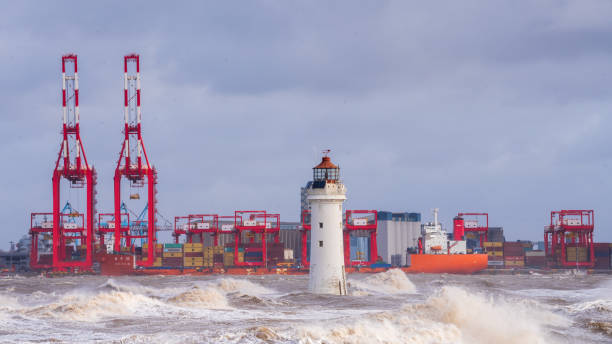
[
  {"left": 142, "top": 243, "right": 163, "bottom": 267},
  {"left": 213, "top": 246, "right": 224, "bottom": 268},
  {"left": 566, "top": 244, "right": 589, "bottom": 263},
  {"left": 483, "top": 242, "right": 503, "bottom": 268},
  {"left": 244, "top": 243, "right": 263, "bottom": 263},
  {"left": 183, "top": 243, "right": 204, "bottom": 267},
  {"left": 203, "top": 246, "right": 224, "bottom": 267},
  {"left": 223, "top": 244, "right": 244, "bottom": 266},
  {"left": 203, "top": 246, "right": 214, "bottom": 267},
  {"left": 525, "top": 250, "right": 546, "bottom": 267},
  {"left": 162, "top": 243, "right": 183, "bottom": 267},
  {"left": 503, "top": 242, "right": 525, "bottom": 268}
]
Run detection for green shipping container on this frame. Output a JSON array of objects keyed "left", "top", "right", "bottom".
[{"left": 164, "top": 243, "right": 183, "bottom": 249}]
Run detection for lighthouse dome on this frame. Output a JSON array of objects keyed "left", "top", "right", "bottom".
[{"left": 313, "top": 156, "right": 339, "bottom": 183}]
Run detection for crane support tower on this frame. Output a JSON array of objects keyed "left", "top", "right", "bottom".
[
  {"left": 29, "top": 213, "right": 53, "bottom": 269},
  {"left": 34, "top": 55, "right": 98, "bottom": 272},
  {"left": 113, "top": 54, "right": 158, "bottom": 266},
  {"left": 233, "top": 210, "right": 268, "bottom": 267},
  {"left": 344, "top": 210, "right": 378, "bottom": 267},
  {"left": 307, "top": 152, "right": 348, "bottom": 295},
  {"left": 544, "top": 210, "right": 595, "bottom": 268},
  {"left": 300, "top": 210, "right": 311, "bottom": 267},
  {"left": 173, "top": 216, "right": 190, "bottom": 243},
  {"left": 454, "top": 213, "right": 488, "bottom": 247}
]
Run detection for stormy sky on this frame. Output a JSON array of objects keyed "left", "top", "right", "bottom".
[{"left": 1, "top": 1, "right": 612, "bottom": 248}]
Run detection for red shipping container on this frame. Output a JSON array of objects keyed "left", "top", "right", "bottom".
[{"left": 526, "top": 256, "right": 546, "bottom": 267}]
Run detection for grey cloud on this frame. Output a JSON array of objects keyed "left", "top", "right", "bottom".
[{"left": 1, "top": 1, "right": 612, "bottom": 248}]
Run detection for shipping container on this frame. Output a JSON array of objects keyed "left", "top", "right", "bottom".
[
  {"left": 164, "top": 243, "right": 182, "bottom": 248},
  {"left": 525, "top": 255, "right": 546, "bottom": 267},
  {"left": 503, "top": 242, "right": 525, "bottom": 257},
  {"left": 566, "top": 247, "right": 589, "bottom": 262}
]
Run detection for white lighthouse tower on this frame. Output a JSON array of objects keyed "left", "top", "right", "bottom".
[{"left": 307, "top": 151, "right": 347, "bottom": 295}]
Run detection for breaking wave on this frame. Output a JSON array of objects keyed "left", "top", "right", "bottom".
[
  {"left": 567, "top": 299, "right": 612, "bottom": 314},
  {"left": 3, "top": 277, "right": 277, "bottom": 322},
  {"left": 212, "top": 278, "right": 275, "bottom": 295},
  {"left": 296, "top": 286, "right": 568, "bottom": 344},
  {"left": 349, "top": 269, "right": 417, "bottom": 295},
  {"left": 24, "top": 290, "right": 165, "bottom": 321},
  {"left": 168, "top": 286, "right": 229, "bottom": 309}
]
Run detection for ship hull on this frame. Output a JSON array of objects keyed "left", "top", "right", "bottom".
[{"left": 402, "top": 254, "right": 488, "bottom": 274}]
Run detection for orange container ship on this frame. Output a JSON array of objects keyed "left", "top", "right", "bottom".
[
  {"left": 402, "top": 253, "right": 488, "bottom": 274},
  {"left": 402, "top": 208, "right": 488, "bottom": 274}
]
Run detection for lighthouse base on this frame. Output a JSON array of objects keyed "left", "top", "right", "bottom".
[{"left": 308, "top": 263, "right": 347, "bottom": 295}]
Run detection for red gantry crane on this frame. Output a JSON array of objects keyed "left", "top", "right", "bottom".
[
  {"left": 29, "top": 213, "right": 53, "bottom": 269},
  {"left": 454, "top": 212, "right": 488, "bottom": 247},
  {"left": 113, "top": 54, "right": 157, "bottom": 266},
  {"left": 344, "top": 210, "right": 378, "bottom": 267},
  {"left": 233, "top": 210, "right": 267, "bottom": 267},
  {"left": 34, "top": 55, "right": 98, "bottom": 272},
  {"left": 544, "top": 210, "right": 595, "bottom": 268}
]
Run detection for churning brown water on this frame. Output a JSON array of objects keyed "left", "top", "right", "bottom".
[{"left": 0, "top": 270, "right": 610, "bottom": 343}]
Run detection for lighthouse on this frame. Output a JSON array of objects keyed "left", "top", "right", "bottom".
[{"left": 307, "top": 151, "right": 347, "bottom": 295}]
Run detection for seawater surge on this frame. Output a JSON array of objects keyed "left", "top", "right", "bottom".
[{"left": 0, "top": 270, "right": 609, "bottom": 343}]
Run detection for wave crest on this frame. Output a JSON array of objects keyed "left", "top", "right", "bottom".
[
  {"left": 350, "top": 269, "right": 417, "bottom": 295},
  {"left": 168, "top": 287, "right": 229, "bottom": 309},
  {"left": 298, "top": 286, "right": 567, "bottom": 344}
]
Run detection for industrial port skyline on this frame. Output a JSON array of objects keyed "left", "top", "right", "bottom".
[{"left": 2, "top": 2, "right": 612, "bottom": 251}]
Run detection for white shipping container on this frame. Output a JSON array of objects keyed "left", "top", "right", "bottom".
[
  {"left": 243, "top": 220, "right": 257, "bottom": 227},
  {"left": 284, "top": 248, "right": 294, "bottom": 260},
  {"left": 63, "top": 223, "right": 78, "bottom": 229},
  {"left": 464, "top": 220, "right": 478, "bottom": 229},
  {"left": 353, "top": 218, "right": 368, "bottom": 226},
  {"left": 221, "top": 224, "right": 234, "bottom": 231}
]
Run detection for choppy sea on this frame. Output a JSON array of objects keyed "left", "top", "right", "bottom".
[{"left": 0, "top": 270, "right": 610, "bottom": 343}]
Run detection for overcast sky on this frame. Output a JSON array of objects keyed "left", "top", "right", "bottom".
[{"left": 1, "top": 1, "right": 611, "bottom": 248}]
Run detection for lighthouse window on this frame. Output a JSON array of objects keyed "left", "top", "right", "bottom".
[
  {"left": 319, "top": 241, "right": 323, "bottom": 247},
  {"left": 319, "top": 222, "right": 323, "bottom": 229}
]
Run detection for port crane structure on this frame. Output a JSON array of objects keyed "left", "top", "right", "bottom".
[
  {"left": 30, "top": 55, "right": 98, "bottom": 272},
  {"left": 544, "top": 210, "right": 595, "bottom": 268},
  {"left": 113, "top": 54, "right": 158, "bottom": 266}
]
